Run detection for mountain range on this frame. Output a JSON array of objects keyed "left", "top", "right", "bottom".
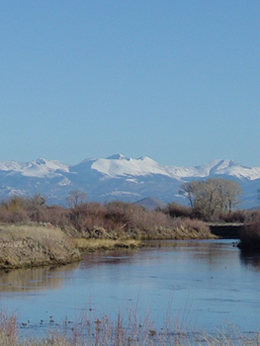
[{"left": 0, "top": 154, "right": 259, "bottom": 209}]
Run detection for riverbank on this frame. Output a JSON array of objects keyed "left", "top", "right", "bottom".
[
  {"left": 0, "top": 224, "right": 143, "bottom": 270},
  {"left": 207, "top": 222, "right": 245, "bottom": 239},
  {"left": 0, "top": 224, "right": 81, "bottom": 270},
  {"left": 0, "top": 220, "right": 215, "bottom": 270}
]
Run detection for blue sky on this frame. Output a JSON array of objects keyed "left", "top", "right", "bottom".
[{"left": 1, "top": 1, "right": 259, "bottom": 167}]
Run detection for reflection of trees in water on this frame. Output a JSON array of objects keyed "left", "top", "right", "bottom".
[
  {"left": 151, "top": 240, "right": 237, "bottom": 267},
  {"left": 191, "top": 241, "right": 237, "bottom": 262},
  {"left": 0, "top": 262, "right": 80, "bottom": 292},
  {"left": 239, "top": 249, "right": 260, "bottom": 271},
  {"left": 81, "top": 240, "right": 237, "bottom": 274},
  {"left": 80, "top": 242, "right": 207, "bottom": 270},
  {"left": 81, "top": 249, "right": 139, "bottom": 269}
]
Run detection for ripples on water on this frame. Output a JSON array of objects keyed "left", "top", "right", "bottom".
[{"left": 0, "top": 239, "right": 260, "bottom": 338}]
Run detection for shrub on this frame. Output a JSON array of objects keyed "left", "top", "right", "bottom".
[
  {"left": 238, "top": 222, "right": 260, "bottom": 249},
  {"left": 68, "top": 202, "right": 106, "bottom": 233},
  {"left": 0, "top": 196, "right": 212, "bottom": 240},
  {"left": 162, "top": 202, "right": 193, "bottom": 219}
]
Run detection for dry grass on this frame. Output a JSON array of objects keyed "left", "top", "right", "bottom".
[
  {"left": 0, "top": 224, "right": 81, "bottom": 270},
  {"left": 0, "top": 224, "right": 67, "bottom": 243},
  {"left": 0, "top": 198, "right": 217, "bottom": 270},
  {"left": 0, "top": 196, "right": 215, "bottom": 241},
  {"left": 0, "top": 308, "right": 259, "bottom": 345},
  {"left": 73, "top": 238, "right": 141, "bottom": 251},
  {"left": 0, "top": 308, "right": 18, "bottom": 345}
]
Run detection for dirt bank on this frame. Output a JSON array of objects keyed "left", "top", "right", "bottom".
[
  {"left": 0, "top": 238, "right": 81, "bottom": 270},
  {"left": 0, "top": 224, "right": 81, "bottom": 270}
]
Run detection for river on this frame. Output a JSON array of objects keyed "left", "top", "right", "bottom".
[{"left": 0, "top": 239, "right": 260, "bottom": 339}]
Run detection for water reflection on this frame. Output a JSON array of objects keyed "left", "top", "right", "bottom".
[
  {"left": 1, "top": 239, "right": 260, "bottom": 338},
  {"left": 239, "top": 249, "right": 260, "bottom": 271},
  {"left": 80, "top": 249, "right": 139, "bottom": 269},
  {"left": 0, "top": 262, "right": 80, "bottom": 292},
  {"left": 146, "top": 239, "right": 239, "bottom": 268}
]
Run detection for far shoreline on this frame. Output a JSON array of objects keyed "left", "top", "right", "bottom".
[{"left": 0, "top": 223, "right": 216, "bottom": 271}]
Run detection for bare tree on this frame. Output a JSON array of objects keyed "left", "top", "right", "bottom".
[
  {"left": 179, "top": 178, "right": 242, "bottom": 220},
  {"left": 179, "top": 181, "right": 200, "bottom": 208},
  {"left": 221, "top": 179, "right": 242, "bottom": 212},
  {"left": 66, "top": 190, "right": 87, "bottom": 208},
  {"left": 27, "top": 193, "right": 47, "bottom": 209}
]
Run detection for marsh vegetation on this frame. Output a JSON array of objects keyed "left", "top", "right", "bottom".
[
  {"left": 0, "top": 303, "right": 260, "bottom": 345},
  {"left": 0, "top": 176, "right": 259, "bottom": 268},
  {"left": 0, "top": 194, "right": 215, "bottom": 269}
]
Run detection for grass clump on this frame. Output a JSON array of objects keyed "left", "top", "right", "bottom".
[{"left": 73, "top": 238, "right": 141, "bottom": 251}]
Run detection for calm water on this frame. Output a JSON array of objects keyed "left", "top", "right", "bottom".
[{"left": 1, "top": 239, "right": 260, "bottom": 337}]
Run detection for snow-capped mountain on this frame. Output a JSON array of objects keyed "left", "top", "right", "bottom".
[{"left": 0, "top": 154, "right": 259, "bottom": 208}]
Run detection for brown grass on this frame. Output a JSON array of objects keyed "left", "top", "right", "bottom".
[
  {"left": 0, "top": 308, "right": 258, "bottom": 345},
  {"left": 67, "top": 201, "right": 213, "bottom": 240},
  {"left": 0, "top": 197, "right": 214, "bottom": 241},
  {"left": 0, "top": 224, "right": 67, "bottom": 242},
  {"left": 73, "top": 238, "right": 141, "bottom": 251},
  {"left": 0, "top": 308, "right": 18, "bottom": 345},
  {"left": 0, "top": 197, "right": 216, "bottom": 270},
  {"left": 0, "top": 224, "right": 81, "bottom": 270},
  {"left": 1, "top": 195, "right": 260, "bottom": 231}
]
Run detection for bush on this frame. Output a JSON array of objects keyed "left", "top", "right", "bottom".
[
  {"left": 162, "top": 202, "right": 193, "bottom": 219},
  {"left": 68, "top": 202, "right": 106, "bottom": 233},
  {"left": 0, "top": 196, "right": 212, "bottom": 240},
  {"left": 238, "top": 222, "right": 260, "bottom": 249}
]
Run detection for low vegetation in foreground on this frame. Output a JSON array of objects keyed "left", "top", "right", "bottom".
[{"left": 0, "top": 307, "right": 259, "bottom": 346}]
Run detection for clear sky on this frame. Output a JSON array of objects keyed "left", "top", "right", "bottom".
[{"left": 1, "top": 1, "right": 259, "bottom": 167}]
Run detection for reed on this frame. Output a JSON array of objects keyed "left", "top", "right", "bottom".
[{"left": 0, "top": 307, "right": 259, "bottom": 345}]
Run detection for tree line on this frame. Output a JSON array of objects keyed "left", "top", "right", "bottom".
[
  {"left": 179, "top": 178, "right": 242, "bottom": 220},
  {"left": 1, "top": 178, "right": 258, "bottom": 225}
]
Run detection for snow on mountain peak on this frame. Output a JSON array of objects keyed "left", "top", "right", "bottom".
[
  {"left": 92, "top": 154, "right": 167, "bottom": 177},
  {"left": 1, "top": 154, "right": 260, "bottom": 185},
  {"left": 0, "top": 158, "right": 70, "bottom": 178},
  {"left": 137, "top": 156, "right": 157, "bottom": 163},
  {"left": 89, "top": 155, "right": 260, "bottom": 181},
  {"left": 106, "top": 154, "right": 127, "bottom": 160},
  {"left": 1, "top": 154, "right": 260, "bottom": 209},
  {"left": 0, "top": 160, "right": 24, "bottom": 171},
  {"left": 210, "top": 159, "right": 240, "bottom": 171},
  {"left": 206, "top": 159, "right": 259, "bottom": 180},
  {"left": 35, "top": 158, "right": 47, "bottom": 165}
]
